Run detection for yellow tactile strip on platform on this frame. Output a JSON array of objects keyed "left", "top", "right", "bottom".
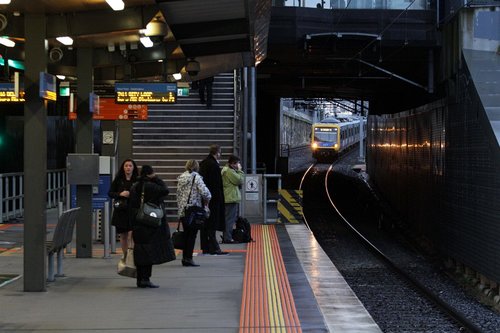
[{"left": 240, "top": 224, "right": 302, "bottom": 333}]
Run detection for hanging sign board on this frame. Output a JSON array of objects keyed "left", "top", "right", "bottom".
[
  {"left": 115, "top": 82, "right": 177, "bottom": 104},
  {"left": 39, "top": 72, "right": 57, "bottom": 101},
  {"left": 68, "top": 97, "right": 148, "bottom": 120},
  {"left": 0, "top": 83, "right": 25, "bottom": 102}
]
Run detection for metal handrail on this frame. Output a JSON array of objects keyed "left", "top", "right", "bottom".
[
  {"left": 0, "top": 169, "right": 67, "bottom": 223},
  {"left": 263, "top": 174, "right": 282, "bottom": 224}
]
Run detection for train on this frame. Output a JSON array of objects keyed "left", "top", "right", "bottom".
[{"left": 311, "top": 117, "right": 367, "bottom": 162}]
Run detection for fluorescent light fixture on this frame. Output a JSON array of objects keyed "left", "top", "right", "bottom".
[
  {"left": 56, "top": 36, "right": 73, "bottom": 46},
  {"left": 0, "top": 37, "right": 15, "bottom": 47},
  {"left": 172, "top": 73, "right": 182, "bottom": 80},
  {"left": 106, "top": 0, "right": 124, "bottom": 11},
  {"left": 56, "top": 75, "right": 66, "bottom": 80},
  {"left": 0, "top": 1, "right": 12, "bottom": 4},
  {"left": 140, "top": 36, "right": 153, "bottom": 48}
]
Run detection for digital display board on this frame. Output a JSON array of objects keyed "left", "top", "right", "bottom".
[
  {"left": 115, "top": 82, "right": 177, "bottom": 104},
  {"left": 0, "top": 83, "right": 25, "bottom": 103},
  {"left": 39, "top": 72, "right": 57, "bottom": 101}
]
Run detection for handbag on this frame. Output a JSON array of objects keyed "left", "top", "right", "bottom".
[
  {"left": 183, "top": 176, "right": 207, "bottom": 229},
  {"left": 117, "top": 248, "right": 136, "bottom": 278},
  {"left": 113, "top": 198, "right": 128, "bottom": 211},
  {"left": 172, "top": 220, "right": 185, "bottom": 250},
  {"left": 135, "top": 184, "right": 164, "bottom": 227},
  {"left": 184, "top": 205, "right": 207, "bottom": 228}
]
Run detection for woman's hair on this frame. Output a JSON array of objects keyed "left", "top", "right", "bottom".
[
  {"left": 228, "top": 155, "right": 240, "bottom": 164},
  {"left": 209, "top": 144, "right": 221, "bottom": 156},
  {"left": 140, "top": 165, "right": 154, "bottom": 177},
  {"left": 185, "top": 159, "right": 199, "bottom": 173},
  {"left": 115, "top": 158, "right": 138, "bottom": 180}
]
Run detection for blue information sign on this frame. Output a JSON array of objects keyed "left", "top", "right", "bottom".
[{"left": 71, "top": 175, "right": 111, "bottom": 209}]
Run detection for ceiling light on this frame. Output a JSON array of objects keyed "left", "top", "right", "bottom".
[
  {"left": 0, "top": 37, "right": 15, "bottom": 47},
  {"left": 0, "top": 1, "right": 12, "bottom": 4},
  {"left": 106, "top": 0, "right": 124, "bottom": 11},
  {"left": 140, "top": 36, "right": 153, "bottom": 48},
  {"left": 172, "top": 73, "right": 182, "bottom": 80},
  {"left": 56, "top": 36, "right": 73, "bottom": 46},
  {"left": 145, "top": 17, "right": 167, "bottom": 37},
  {"left": 56, "top": 75, "right": 66, "bottom": 80}
]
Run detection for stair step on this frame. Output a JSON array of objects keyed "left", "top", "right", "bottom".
[{"left": 132, "top": 72, "right": 237, "bottom": 220}]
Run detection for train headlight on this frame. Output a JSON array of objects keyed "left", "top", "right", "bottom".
[
  {"left": 334, "top": 144, "right": 338, "bottom": 148},
  {"left": 312, "top": 142, "right": 318, "bottom": 150}
]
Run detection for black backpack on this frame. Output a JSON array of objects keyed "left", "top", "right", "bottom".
[{"left": 232, "top": 217, "right": 253, "bottom": 243}]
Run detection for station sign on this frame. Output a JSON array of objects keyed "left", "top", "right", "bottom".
[
  {"left": 115, "top": 82, "right": 177, "bottom": 104},
  {"left": 0, "top": 83, "right": 25, "bottom": 103},
  {"left": 69, "top": 97, "right": 148, "bottom": 120}
]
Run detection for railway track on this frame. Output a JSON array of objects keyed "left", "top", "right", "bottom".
[{"left": 298, "top": 159, "right": 487, "bottom": 332}]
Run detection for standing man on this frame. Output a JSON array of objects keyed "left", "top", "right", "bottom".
[
  {"left": 221, "top": 155, "right": 244, "bottom": 243},
  {"left": 199, "top": 144, "right": 228, "bottom": 255},
  {"left": 198, "top": 76, "right": 214, "bottom": 108}
]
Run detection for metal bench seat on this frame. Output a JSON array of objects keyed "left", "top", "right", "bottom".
[{"left": 46, "top": 207, "right": 80, "bottom": 282}]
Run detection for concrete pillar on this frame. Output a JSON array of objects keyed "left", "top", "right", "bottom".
[
  {"left": 242, "top": 68, "right": 249, "bottom": 172},
  {"left": 117, "top": 121, "right": 133, "bottom": 164},
  {"left": 249, "top": 67, "right": 257, "bottom": 174},
  {"left": 23, "top": 13, "right": 48, "bottom": 292},
  {"left": 75, "top": 48, "right": 93, "bottom": 258}
]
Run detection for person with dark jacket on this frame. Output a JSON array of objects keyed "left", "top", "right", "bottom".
[
  {"left": 129, "top": 165, "right": 176, "bottom": 288},
  {"left": 108, "top": 159, "right": 138, "bottom": 259},
  {"left": 198, "top": 76, "right": 214, "bottom": 108},
  {"left": 198, "top": 144, "right": 227, "bottom": 255}
]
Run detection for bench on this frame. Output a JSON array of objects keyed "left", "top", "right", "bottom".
[{"left": 46, "top": 207, "right": 80, "bottom": 282}]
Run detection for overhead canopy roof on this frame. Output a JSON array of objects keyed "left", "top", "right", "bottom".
[{"left": 0, "top": 0, "right": 271, "bottom": 82}]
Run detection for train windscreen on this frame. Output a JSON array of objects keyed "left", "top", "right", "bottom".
[{"left": 314, "top": 127, "right": 338, "bottom": 144}]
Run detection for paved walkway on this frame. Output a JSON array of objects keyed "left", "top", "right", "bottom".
[
  {"left": 1, "top": 229, "right": 249, "bottom": 332},
  {"left": 0, "top": 206, "right": 380, "bottom": 333}
]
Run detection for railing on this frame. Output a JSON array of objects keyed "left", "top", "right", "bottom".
[
  {"left": 0, "top": 169, "right": 67, "bottom": 223},
  {"left": 272, "top": 0, "right": 430, "bottom": 10},
  {"left": 263, "top": 174, "right": 282, "bottom": 224}
]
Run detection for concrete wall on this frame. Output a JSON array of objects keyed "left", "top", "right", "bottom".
[{"left": 281, "top": 108, "right": 313, "bottom": 149}]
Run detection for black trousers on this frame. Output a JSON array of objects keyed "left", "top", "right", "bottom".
[
  {"left": 200, "top": 224, "right": 220, "bottom": 253},
  {"left": 136, "top": 265, "right": 152, "bottom": 283},
  {"left": 198, "top": 81, "right": 213, "bottom": 106},
  {"left": 181, "top": 219, "right": 199, "bottom": 260}
]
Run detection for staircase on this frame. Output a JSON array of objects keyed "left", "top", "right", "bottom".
[{"left": 132, "top": 73, "right": 236, "bottom": 221}]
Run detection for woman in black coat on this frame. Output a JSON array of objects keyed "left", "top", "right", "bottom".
[
  {"left": 129, "top": 165, "right": 176, "bottom": 288},
  {"left": 108, "top": 159, "right": 138, "bottom": 258},
  {"left": 199, "top": 144, "right": 226, "bottom": 255}
]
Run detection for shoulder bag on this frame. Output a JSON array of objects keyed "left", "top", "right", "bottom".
[
  {"left": 135, "top": 183, "right": 164, "bottom": 227},
  {"left": 117, "top": 248, "right": 136, "bottom": 278},
  {"left": 183, "top": 175, "right": 207, "bottom": 229},
  {"left": 172, "top": 220, "right": 185, "bottom": 250}
]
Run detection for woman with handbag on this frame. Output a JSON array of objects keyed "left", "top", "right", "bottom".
[
  {"left": 177, "top": 160, "right": 212, "bottom": 267},
  {"left": 108, "top": 158, "right": 138, "bottom": 259},
  {"left": 129, "top": 165, "right": 176, "bottom": 288}
]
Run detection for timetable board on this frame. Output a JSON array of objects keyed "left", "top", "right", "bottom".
[{"left": 115, "top": 82, "right": 177, "bottom": 104}]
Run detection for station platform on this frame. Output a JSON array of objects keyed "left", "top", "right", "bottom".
[{"left": 0, "top": 211, "right": 381, "bottom": 333}]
